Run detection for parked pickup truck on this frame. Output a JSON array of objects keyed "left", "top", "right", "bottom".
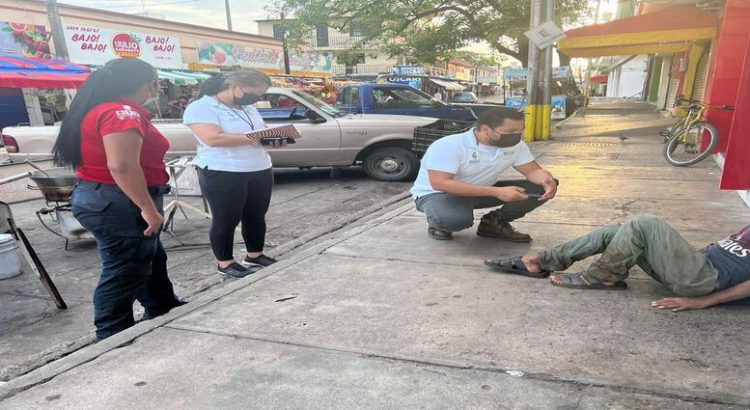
[
  {"left": 335, "top": 83, "right": 509, "bottom": 121},
  {"left": 1, "top": 87, "right": 436, "bottom": 181}
]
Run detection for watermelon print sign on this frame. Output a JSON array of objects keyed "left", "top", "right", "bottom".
[{"left": 0, "top": 21, "right": 52, "bottom": 59}]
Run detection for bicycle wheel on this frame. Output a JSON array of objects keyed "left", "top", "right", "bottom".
[{"left": 663, "top": 121, "right": 719, "bottom": 166}]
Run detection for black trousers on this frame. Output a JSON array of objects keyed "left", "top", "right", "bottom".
[{"left": 197, "top": 167, "right": 273, "bottom": 261}]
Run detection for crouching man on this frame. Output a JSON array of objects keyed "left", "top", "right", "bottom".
[
  {"left": 486, "top": 214, "right": 750, "bottom": 311},
  {"left": 411, "top": 109, "right": 558, "bottom": 242}
]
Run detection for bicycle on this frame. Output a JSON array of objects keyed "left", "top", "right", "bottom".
[{"left": 660, "top": 99, "right": 734, "bottom": 166}]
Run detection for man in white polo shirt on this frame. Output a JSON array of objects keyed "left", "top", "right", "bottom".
[{"left": 411, "top": 109, "right": 558, "bottom": 241}]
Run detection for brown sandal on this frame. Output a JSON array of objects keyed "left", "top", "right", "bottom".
[{"left": 484, "top": 256, "right": 550, "bottom": 279}]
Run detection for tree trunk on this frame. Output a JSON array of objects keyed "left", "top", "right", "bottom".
[{"left": 515, "top": 36, "right": 530, "bottom": 67}]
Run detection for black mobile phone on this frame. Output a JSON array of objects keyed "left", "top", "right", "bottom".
[
  {"left": 527, "top": 193, "right": 543, "bottom": 199},
  {"left": 260, "top": 137, "right": 296, "bottom": 146}
]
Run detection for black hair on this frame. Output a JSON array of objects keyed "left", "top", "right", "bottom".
[
  {"left": 53, "top": 58, "right": 157, "bottom": 168},
  {"left": 198, "top": 75, "right": 228, "bottom": 97},
  {"left": 476, "top": 108, "right": 525, "bottom": 130},
  {"left": 198, "top": 69, "right": 272, "bottom": 98}
]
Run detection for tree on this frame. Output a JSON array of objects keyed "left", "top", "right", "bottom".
[{"left": 272, "top": 0, "right": 590, "bottom": 67}]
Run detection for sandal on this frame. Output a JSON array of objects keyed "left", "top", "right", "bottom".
[
  {"left": 484, "top": 256, "right": 550, "bottom": 279},
  {"left": 549, "top": 272, "right": 627, "bottom": 290}
]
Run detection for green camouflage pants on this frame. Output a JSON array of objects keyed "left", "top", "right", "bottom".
[{"left": 538, "top": 214, "right": 718, "bottom": 296}]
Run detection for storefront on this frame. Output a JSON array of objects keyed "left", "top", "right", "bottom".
[
  {"left": 559, "top": 1, "right": 750, "bottom": 203},
  {"left": 0, "top": 55, "right": 89, "bottom": 128}
]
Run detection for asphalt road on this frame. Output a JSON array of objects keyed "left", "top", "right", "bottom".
[{"left": 0, "top": 165, "right": 412, "bottom": 382}]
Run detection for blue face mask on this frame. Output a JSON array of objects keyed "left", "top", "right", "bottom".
[{"left": 234, "top": 93, "right": 262, "bottom": 106}]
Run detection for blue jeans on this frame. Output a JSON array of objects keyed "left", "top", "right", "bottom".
[{"left": 71, "top": 181, "right": 180, "bottom": 340}]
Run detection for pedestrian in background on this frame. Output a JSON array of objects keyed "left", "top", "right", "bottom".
[
  {"left": 183, "top": 70, "right": 281, "bottom": 278},
  {"left": 53, "top": 58, "right": 184, "bottom": 341}
]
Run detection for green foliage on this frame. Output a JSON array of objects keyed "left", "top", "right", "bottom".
[{"left": 271, "top": 0, "right": 590, "bottom": 66}]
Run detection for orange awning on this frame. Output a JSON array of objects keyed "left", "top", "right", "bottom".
[{"left": 558, "top": 6, "right": 718, "bottom": 57}]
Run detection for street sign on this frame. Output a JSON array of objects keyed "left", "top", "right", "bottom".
[{"left": 524, "top": 21, "right": 565, "bottom": 49}]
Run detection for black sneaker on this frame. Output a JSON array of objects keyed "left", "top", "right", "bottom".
[
  {"left": 217, "top": 262, "right": 254, "bottom": 278},
  {"left": 241, "top": 254, "right": 278, "bottom": 268},
  {"left": 141, "top": 299, "right": 187, "bottom": 321},
  {"left": 428, "top": 227, "right": 453, "bottom": 240}
]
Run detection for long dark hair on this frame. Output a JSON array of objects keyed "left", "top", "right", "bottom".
[{"left": 53, "top": 58, "right": 157, "bottom": 168}]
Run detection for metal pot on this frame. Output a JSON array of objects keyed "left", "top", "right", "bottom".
[{"left": 28, "top": 168, "right": 78, "bottom": 203}]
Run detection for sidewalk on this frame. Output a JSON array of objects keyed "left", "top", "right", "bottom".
[{"left": 2, "top": 102, "right": 749, "bottom": 409}]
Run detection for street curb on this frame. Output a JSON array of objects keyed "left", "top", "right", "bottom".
[{"left": 0, "top": 196, "right": 415, "bottom": 402}]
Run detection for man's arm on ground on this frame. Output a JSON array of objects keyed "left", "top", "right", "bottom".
[
  {"left": 428, "top": 170, "right": 527, "bottom": 201},
  {"left": 651, "top": 280, "right": 750, "bottom": 311},
  {"left": 513, "top": 161, "right": 557, "bottom": 200}
]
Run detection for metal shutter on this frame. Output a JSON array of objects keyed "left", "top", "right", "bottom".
[
  {"left": 665, "top": 76, "right": 680, "bottom": 109},
  {"left": 692, "top": 52, "right": 710, "bottom": 102},
  {"left": 0, "top": 88, "right": 29, "bottom": 130}
]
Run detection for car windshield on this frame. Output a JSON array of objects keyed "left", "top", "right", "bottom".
[{"left": 291, "top": 90, "right": 345, "bottom": 117}]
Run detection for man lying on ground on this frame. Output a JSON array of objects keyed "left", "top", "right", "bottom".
[{"left": 485, "top": 214, "right": 750, "bottom": 311}]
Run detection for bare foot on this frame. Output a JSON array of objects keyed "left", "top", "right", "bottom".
[{"left": 521, "top": 255, "right": 543, "bottom": 273}]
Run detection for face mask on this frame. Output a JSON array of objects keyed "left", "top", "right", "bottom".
[
  {"left": 234, "top": 93, "right": 261, "bottom": 106},
  {"left": 488, "top": 132, "right": 523, "bottom": 148}
]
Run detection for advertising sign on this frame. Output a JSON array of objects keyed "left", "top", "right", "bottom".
[
  {"left": 503, "top": 66, "right": 572, "bottom": 82},
  {"left": 506, "top": 95, "right": 567, "bottom": 120},
  {"left": 392, "top": 65, "right": 425, "bottom": 76},
  {"left": 0, "top": 21, "right": 52, "bottom": 58},
  {"left": 63, "top": 24, "right": 183, "bottom": 68},
  {"left": 197, "top": 42, "right": 332, "bottom": 72}
]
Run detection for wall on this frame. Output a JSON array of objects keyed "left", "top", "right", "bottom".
[
  {"left": 716, "top": 2, "right": 750, "bottom": 191},
  {"left": 0, "top": 0, "right": 282, "bottom": 67},
  {"left": 606, "top": 55, "right": 648, "bottom": 98},
  {"left": 703, "top": 0, "right": 750, "bottom": 159}
]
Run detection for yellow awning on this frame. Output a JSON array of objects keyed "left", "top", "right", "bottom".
[{"left": 558, "top": 6, "right": 718, "bottom": 57}]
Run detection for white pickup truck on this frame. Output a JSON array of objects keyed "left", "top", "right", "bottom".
[{"left": 2, "top": 87, "right": 437, "bottom": 181}]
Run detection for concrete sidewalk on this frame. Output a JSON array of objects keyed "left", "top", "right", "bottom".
[{"left": 2, "top": 102, "right": 749, "bottom": 409}]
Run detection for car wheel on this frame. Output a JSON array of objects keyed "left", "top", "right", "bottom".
[{"left": 362, "top": 147, "right": 419, "bottom": 181}]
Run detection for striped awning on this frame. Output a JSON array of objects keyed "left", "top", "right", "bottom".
[
  {"left": 558, "top": 6, "right": 718, "bottom": 58},
  {"left": 429, "top": 78, "right": 465, "bottom": 91},
  {"left": 157, "top": 69, "right": 213, "bottom": 85},
  {"left": 0, "top": 55, "right": 90, "bottom": 88}
]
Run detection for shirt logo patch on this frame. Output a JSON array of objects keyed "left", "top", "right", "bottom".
[{"left": 115, "top": 105, "right": 141, "bottom": 120}]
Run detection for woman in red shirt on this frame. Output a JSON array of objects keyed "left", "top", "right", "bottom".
[{"left": 52, "top": 58, "right": 184, "bottom": 340}]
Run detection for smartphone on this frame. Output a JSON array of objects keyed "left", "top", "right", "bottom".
[
  {"left": 260, "top": 137, "right": 296, "bottom": 146},
  {"left": 527, "top": 193, "right": 543, "bottom": 199}
]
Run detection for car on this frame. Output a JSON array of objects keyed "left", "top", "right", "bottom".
[{"left": 1, "top": 88, "right": 436, "bottom": 181}]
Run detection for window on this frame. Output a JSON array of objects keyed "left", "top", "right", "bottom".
[
  {"left": 371, "top": 88, "right": 433, "bottom": 109},
  {"left": 256, "top": 94, "right": 308, "bottom": 121},
  {"left": 272, "top": 23, "right": 284, "bottom": 39},
  {"left": 349, "top": 22, "right": 367, "bottom": 37},
  {"left": 315, "top": 25, "right": 329, "bottom": 47}
]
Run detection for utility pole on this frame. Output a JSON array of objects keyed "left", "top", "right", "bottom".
[
  {"left": 581, "top": 0, "right": 602, "bottom": 115},
  {"left": 224, "top": 0, "right": 233, "bottom": 31},
  {"left": 524, "top": 0, "right": 542, "bottom": 142},
  {"left": 281, "top": 12, "right": 291, "bottom": 74},
  {"left": 541, "top": 0, "right": 554, "bottom": 139},
  {"left": 46, "top": 0, "right": 69, "bottom": 60}
]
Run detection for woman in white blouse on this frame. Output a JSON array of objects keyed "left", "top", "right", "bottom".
[{"left": 183, "top": 70, "right": 281, "bottom": 278}]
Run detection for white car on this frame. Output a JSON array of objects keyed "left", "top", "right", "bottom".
[{"left": 2, "top": 88, "right": 436, "bottom": 181}]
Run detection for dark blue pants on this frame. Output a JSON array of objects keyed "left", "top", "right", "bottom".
[{"left": 71, "top": 181, "right": 180, "bottom": 340}]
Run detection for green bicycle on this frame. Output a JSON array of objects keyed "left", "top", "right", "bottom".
[{"left": 660, "top": 99, "right": 734, "bottom": 166}]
